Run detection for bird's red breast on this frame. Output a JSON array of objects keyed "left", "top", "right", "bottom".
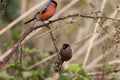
[{"left": 39, "top": 2, "right": 57, "bottom": 21}]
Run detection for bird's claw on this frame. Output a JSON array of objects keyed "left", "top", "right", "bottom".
[
  {"left": 0, "top": 61, "right": 3, "bottom": 65},
  {"left": 54, "top": 60, "right": 63, "bottom": 72}
]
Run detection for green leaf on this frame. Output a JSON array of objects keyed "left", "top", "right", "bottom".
[
  {"left": 0, "top": 72, "right": 12, "bottom": 79},
  {"left": 66, "top": 64, "right": 86, "bottom": 76},
  {"left": 3, "top": 43, "right": 12, "bottom": 50},
  {"left": 6, "top": 63, "right": 15, "bottom": 68},
  {"left": 34, "top": 69, "right": 45, "bottom": 77},
  {"left": 74, "top": 75, "right": 93, "bottom": 80},
  {"left": 39, "top": 52, "right": 50, "bottom": 59},
  {"left": 74, "top": 75, "right": 84, "bottom": 80},
  {"left": 66, "top": 64, "right": 80, "bottom": 73},
  {"left": 11, "top": 29, "right": 21, "bottom": 41},
  {"left": 111, "top": 77, "right": 117, "bottom": 80},
  {"left": 24, "top": 47, "right": 39, "bottom": 53},
  {"left": 105, "top": 64, "right": 113, "bottom": 74},
  {"left": 59, "top": 74, "right": 71, "bottom": 80},
  {"left": 22, "top": 71, "right": 33, "bottom": 78}
]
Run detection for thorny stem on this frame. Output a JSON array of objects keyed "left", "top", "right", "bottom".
[
  {"left": 0, "top": 13, "right": 79, "bottom": 68},
  {"left": 41, "top": 22, "right": 60, "bottom": 60},
  {"left": 101, "top": 45, "right": 106, "bottom": 80},
  {"left": 20, "top": 45, "right": 23, "bottom": 67},
  {"left": 0, "top": 13, "right": 119, "bottom": 68},
  {"left": 94, "top": 18, "right": 108, "bottom": 33},
  {"left": 102, "top": 51, "right": 105, "bottom": 80},
  {"left": 47, "top": 26, "right": 59, "bottom": 52}
]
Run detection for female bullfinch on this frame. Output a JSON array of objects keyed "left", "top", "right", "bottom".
[{"left": 59, "top": 44, "right": 72, "bottom": 63}]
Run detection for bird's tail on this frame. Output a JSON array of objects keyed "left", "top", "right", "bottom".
[
  {"left": 61, "top": 60, "right": 64, "bottom": 64},
  {"left": 24, "top": 17, "right": 36, "bottom": 24}
]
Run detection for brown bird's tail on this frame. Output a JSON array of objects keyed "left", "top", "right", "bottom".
[{"left": 61, "top": 60, "right": 64, "bottom": 64}]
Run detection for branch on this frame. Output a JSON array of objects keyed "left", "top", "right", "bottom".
[
  {"left": 0, "top": 13, "right": 119, "bottom": 70},
  {"left": 27, "top": 54, "right": 57, "bottom": 70},
  {"left": 83, "top": 0, "right": 107, "bottom": 68},
  {"left": 0, "top": 13, "right": 79, "bottom": 69}
]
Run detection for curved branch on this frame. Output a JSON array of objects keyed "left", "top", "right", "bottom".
[
  {"left": 0, "top": 13, "right": 119, "bottom": 70},
  {"left": 0, "top": 13, "right": 79, "bottom": 69}
]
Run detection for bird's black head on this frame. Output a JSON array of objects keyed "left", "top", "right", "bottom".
[
  {"left": 63, "top": 44, "right": 70, "bottom": 49},
  {"left": 51, "top": 0, "right": 57, "bottom": 6}
]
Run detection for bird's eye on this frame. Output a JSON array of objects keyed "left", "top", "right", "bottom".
[
  {"left": 63, "top": 44, "right": 70, "bottom": 49},
  {"left": 63, "top": 46, "right": 67, "bottom": 49}
]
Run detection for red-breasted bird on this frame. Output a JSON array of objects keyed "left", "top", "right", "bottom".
[
  {"left": 24, "top": 0, "right": 57, "bottom": 24},
  {"left": 59, "top": 44, "right": 72, "bottom": 64}
]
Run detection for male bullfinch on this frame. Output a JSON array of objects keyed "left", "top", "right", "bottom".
[{"left": 24, "top": 0, "right": 57, "bottom": 24}]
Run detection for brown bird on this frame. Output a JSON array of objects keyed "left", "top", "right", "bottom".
[
  {"left": 54, "top": 44, "right": 72, "bottom": 72},
  {"left": 59, "top": 44, "right": 72, "bottom": 64}
]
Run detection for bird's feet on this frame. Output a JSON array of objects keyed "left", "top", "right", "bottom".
[
  {"left": 0, "top": 61, "right": 3, "bottom": 65},
  {"left": 54, "top": 60, "right": 63, "bottom": 72}
]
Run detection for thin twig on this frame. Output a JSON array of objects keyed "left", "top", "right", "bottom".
[
  {"left": 0, "top": 13, "right": 79, "bottom": 68},
  {"left": 85, "top": 7, "right": 120, "bottom": 70},
  {"left": 94, "top": 17, "right": 108, "bottom": 33},
  {"left": 0, "top": 13, "right": 119, "bottom": 69},
  {"left": 85, "top": 43, "right": 119, "bottom": 70},
  {"left": 83, "top": 0, "right": 107, "bottom": 68},
  {"left": 41, "top": 22, "right": 60, "bottom": 60},
  {"left": 31, "top": 27, "right": 57, "bottom": 40},
  {"left": 47, "top": 26, "right": 60, "bottom": 60},
  {"left": 45, "top": 25, "right": 59, "bottom": 52},
  {"left": 19, "top": 45, "right": 23, "bottom": 67},
  {"left": 102, "top": 45, "right": 105, "bottom": 80},
  {"left": 80, "top": 14, "right": 120, "bottom": 21},
  {"left": 27, "top": 54, "right": 57, "bottom": 70}
]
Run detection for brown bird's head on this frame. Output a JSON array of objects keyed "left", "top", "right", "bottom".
[{"left": 63, "top": 44, "right": 70, "bottom": 49}]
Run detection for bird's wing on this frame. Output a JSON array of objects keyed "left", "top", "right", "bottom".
[
  {"left": 39, "top": 1, "right": 52, "bottom": 14},
  {"left": 33, "top": 1, "right": 52, "bottom": 19},
  {"left": 40, "top": 7, "right": 47, "bottom": 14}
]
